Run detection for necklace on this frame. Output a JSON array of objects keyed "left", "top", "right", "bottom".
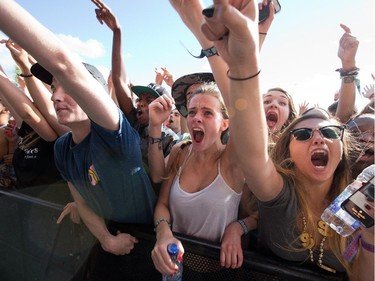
[{"left": 299, "top": 215, "right": 336, "bottom": 273}]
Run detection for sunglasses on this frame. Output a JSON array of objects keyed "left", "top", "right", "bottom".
[{"left": 290, "top": 125, "right": 344, "bottom": 141}]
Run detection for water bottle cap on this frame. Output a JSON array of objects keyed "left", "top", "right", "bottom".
[
  {"left": 167, "top": 243, "right": 179, "bottom": 255},
  {"left": 357, "top": 164, "right": 375, "bottom": 182}
]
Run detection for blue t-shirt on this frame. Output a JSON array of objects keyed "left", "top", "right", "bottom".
[{"left": 54, "top": 109, "right": 156, "bottom": 224}]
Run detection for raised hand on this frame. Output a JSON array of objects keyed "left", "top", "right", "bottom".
[
  {"left": 155, "top": 67, "right": 164, "bottom": 86},
  {"left": 1, "top": 39, "right": 29, "bottom": 67},
  {"left": 338, "top": 24, "right": 359, "bottom": 70},
  {"left": 148, "top": 94, "right": 175, "bottom": 128},
  {"left": 298, "top": 100, "right": 310, "bottom": 116},
  {"left": 362, "top": 83, "right": 375, "bottom": 100},
  {"left": 201, "top": 0, "right": 259, "bottom": 71},
  {"left": 258, "top": 0, "right": 275, "bottom": 34},
  {"left": 161, "top": 67, "right": 174, "bottom": 87},
  {"left": 91, "top": 0, "right": 120, "bottom": 31}
]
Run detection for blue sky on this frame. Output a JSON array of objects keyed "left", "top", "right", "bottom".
[{"left": 1, "top": 0, "right": 374, "bottom": 111}]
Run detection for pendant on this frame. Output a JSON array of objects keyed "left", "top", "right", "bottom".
[
  {"left": 300, "top": 231, "right": 315, "bottom": 249},
  {"left": 318, "top": 220, "right": 332, "bottom": 237},
  {"left": 318, "top": 263, "right": 336, "bottom": 273}
]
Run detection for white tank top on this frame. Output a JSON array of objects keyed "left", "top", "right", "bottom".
[{"left": 170, "top": 151, "right": 242, "bottom": 242}]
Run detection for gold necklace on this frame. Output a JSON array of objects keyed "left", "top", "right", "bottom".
[{"left": 299, "top": 215, "right": 336, "bottom": 273}]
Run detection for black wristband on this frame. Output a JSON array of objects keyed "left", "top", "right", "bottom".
[
  {"left": 191, "top": 46, "right": 219, "bottom": 59},
  {"left": 148, "top": 136, "right": 163, "bottom": 149},
  {"left": 17, "top": 73, "right": 33, "bottom": 78},
  {"left": 227, "top": 69, "right": 261, "bottom": 81}
]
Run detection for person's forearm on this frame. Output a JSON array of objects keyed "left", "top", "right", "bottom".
[
  {"left": 0, "top": 1, "right": 119, "bottom": 130},
  {"left": 172, "top": 0, "right": 230, "bottom": 104},
  {"left": 352, "top": 230, "right": 374, "bottom": 281},
  {"left": 154, "top": 202, "right": 173, "bottom": 241},
  {"left": 111, "top": 27, "right": 134, "bottom": 115},
  {"left": 68, "top": 183, "right": 112, "bottom": 244},
  {"left": 336, "top": 58, "right": 357, "bottom": 122},
  {"left": 0, "top": 73, "right": 58, "bottom": 141},
  {"left": 336, "top": 79, "right": 356, "bottom": 122},
  {"left": 148, "top": 123, "right": 166, "bottom": 183}
]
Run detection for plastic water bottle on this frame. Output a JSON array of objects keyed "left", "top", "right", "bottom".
[
  {"left": 162, "top": 243, "right": 183, "bottom": 281},
  {"left": 321, "top": 164, "right": 374, "bottom": 237}
]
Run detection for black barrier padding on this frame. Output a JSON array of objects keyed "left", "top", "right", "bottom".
[{"left": 0, "top": 186, "right": 347, "bottom": 281}]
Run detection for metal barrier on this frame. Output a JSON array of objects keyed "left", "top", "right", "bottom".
[{"left": 0, "top": 186, "right": 347, "bottom": 281}]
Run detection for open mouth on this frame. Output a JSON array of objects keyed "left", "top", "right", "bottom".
[
  {"left": 266, "top": 112, "right": 278, "bottom": 129},
  {"left": 311, "top": 150, "right": 328, "bottom": 167},
  {"left": 192, "top": 128, "right": 204, "bottom": 143}
]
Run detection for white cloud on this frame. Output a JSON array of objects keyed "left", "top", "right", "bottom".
[{"left": 57, "top": 34, "right": 106, "bottom": 59}]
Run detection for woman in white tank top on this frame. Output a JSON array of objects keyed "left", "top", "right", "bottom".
[{"left": 148, "top": 82, "right": 257, "bottom": 277}]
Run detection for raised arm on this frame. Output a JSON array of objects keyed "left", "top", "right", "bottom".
[
  {"left": 92, "top": 0, "right": 134, "bottom": 116},
  {"left": 0, "top": 64, "right": 59, "bottom": 141},
  {"left": 201, "top": 0, "right": 283, "bottom": 201},
  {"left": 2, "top": 39, "right": 69, "bottom": 136},
  {"left": 169, "top": 0, "right": 275, "bottom": 106},
  {"left": 170, "top": 0, "right": 229, "bottom": 103},
  {"left": 148, "top": 94, "right": 175, "bottom": 183},
  {"left": 0, "top": 0, "right": 119, "bottom": 130},
  {"left": 335, "top": 24, "right": 359, "bottom": 123}
]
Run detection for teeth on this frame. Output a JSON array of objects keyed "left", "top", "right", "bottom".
[
  {"left": 312, "top": 149, "right": 327, "bottom": 155},
  {"left": 192, "top": 128, "right": 203, "bottom": 132}
]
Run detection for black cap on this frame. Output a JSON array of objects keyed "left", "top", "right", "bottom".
[
  {"left": 30, "top": 62, "right": 107, "bottom": 91},
  {"left": 171, "top": 72, "right": 215, "bottom": 117},
  {"left": 131, "top": 83, "right": 169, "bottom": 98}
]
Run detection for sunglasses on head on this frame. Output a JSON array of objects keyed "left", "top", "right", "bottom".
[{"left": 290, "top": 125, "right": 345, "bottom": 141}]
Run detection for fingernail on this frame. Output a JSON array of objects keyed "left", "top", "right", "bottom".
[{"left": 202, "top": 5, "right": 214, "bottom": 18}]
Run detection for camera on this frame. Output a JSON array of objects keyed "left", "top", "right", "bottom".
[
  {"left": 259, "top": 0, "right": 281, "bottom": 23},
  {"left": 341, "top": 177, "right": 374, "bottom": 228}
]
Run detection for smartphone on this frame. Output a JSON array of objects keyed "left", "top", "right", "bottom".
[
  {"left": 259, "top": 0, "right": 281, "bottom": 23},
  {"left": 341, "top": 177, "right": 374, "bottom": 228}
]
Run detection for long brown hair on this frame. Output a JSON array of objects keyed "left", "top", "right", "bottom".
[
  {"left": 271, "top": 108, "right": 357, "bottom": 276},
  {"left": 266, "top": 87, "right": 297, "bottom": 129}
]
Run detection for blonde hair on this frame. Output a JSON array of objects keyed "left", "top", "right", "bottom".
[
  {"left": 165, "top": 82, "right": 228, "bottom": 180},
  {"left": 190, "top": 82, "right": 229, "bottom": 120}
]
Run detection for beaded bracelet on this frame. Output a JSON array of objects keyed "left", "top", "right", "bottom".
[
  {"left": 237, "top": 219, "right": 249, "bottom": 235},
  {"left": 335, "top": 67, "right": 360, "bottom": 77},
  {"left": 154, "top": 218, "right": 171, "bottom": 232},
  {"left": 227, "top": 69, "right": 261, "bottom": 81}
]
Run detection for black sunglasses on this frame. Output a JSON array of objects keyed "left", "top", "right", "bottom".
[{"left": 290, "top": 125, "right": 345, "bottom": 141}]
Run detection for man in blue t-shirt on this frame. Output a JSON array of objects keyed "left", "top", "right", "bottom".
[
  {"left": 31, "top": 61, "right": 159, "bottom": 279},
  {"left": 0, "top": 2, "right": 160, "bottom": 279}
]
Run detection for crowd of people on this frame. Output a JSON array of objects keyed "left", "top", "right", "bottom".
[{"left": 0, "top": 0, "right": 373, "bottom": 281}]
